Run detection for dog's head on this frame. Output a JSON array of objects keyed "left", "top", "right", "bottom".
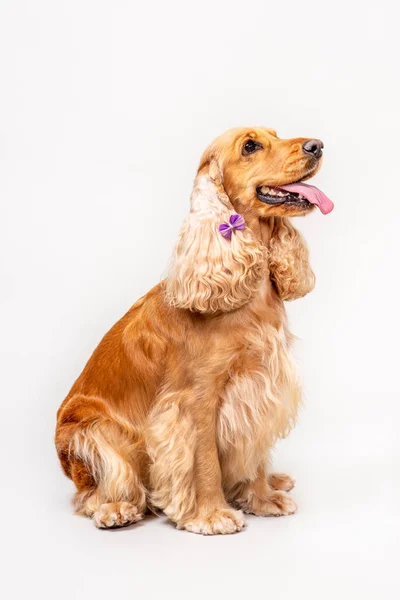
[
  {"left": 200, "top": 127, "right": 333, "bottom": 219},
  {"left": 166, "top": 127, "right": 333, "bottom": 314}
]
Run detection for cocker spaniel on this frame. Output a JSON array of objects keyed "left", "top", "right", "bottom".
[{"left": 55, "top": 127, "right": 334, "bottom": 534}]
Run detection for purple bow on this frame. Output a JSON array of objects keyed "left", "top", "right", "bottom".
[{"left": 219, "top": 214, "right": 246, "bottom": 240}]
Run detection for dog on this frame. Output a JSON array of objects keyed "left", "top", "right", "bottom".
[{"left": 55, "top": 127, "right": 334, "bottom": 534}]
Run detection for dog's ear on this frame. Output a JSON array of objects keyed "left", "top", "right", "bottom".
[
  {"left": 165, "top": 159, "right": 266, "bottom": 313},
  {"left": 268, "top": 217, "right": 315, "bottom": 301}
]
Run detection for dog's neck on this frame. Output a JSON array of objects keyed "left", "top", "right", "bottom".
[{"left": 245, "top": 216, "right": 275, "bottom": 249}]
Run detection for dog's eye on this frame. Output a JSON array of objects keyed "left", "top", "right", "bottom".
[{"left": 242, "top": 139, "right": 262, "bottom": 156}]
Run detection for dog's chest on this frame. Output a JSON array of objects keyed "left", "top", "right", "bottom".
[{"left": 216, "top": 315, "right": 301, "bottom": 486}]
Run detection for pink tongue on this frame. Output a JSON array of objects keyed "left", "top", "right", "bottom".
[{"left": 280, "top": 183, "right": 334, "bottom": 215}]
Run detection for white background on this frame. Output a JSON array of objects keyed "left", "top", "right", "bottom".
[{"left": 1, "top": 1, "right": 399, "bottom": 598}]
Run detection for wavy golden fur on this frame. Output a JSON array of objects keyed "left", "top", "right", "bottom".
[{"left": 56, "top": 127, "right": 321, "bottom": 534}]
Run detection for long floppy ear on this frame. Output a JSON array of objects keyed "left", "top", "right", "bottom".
[
  {"left": 165, "top": 160, "right": 266, "bottom": 313},
  {"left": 268, "top": 217, "right": 315, "bottom": 301}
]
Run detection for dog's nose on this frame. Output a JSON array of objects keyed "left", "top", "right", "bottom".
[{"left": 302, "top": 139, "right": 324, "bottom": 159}]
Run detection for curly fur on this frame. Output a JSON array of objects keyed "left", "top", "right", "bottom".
[
  {"left": 147, "top": 396, "right": 198, "bottom": 523},
  {"left": 55, "top": 126, "right": 325, "bottom": 534},
  {"left": 217, "top": 321, "right": 301, "bottom": 491},
  {"left": 269, "top": 217, "right": 315, "bottom": 300},
  {"left": 166, "top": 165, "right": 266, "bottom": 313}
]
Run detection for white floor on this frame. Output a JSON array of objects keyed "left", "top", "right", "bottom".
[{"left": 5, "top": 413, "right": 399, "bottom": 600}]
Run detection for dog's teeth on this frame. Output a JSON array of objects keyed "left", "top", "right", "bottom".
[{"left": 277, "top": 191, "right": 284, "bottom": 197}]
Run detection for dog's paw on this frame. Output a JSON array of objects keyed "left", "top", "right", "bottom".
[
  {"left": 268, "top": 472, "right": 295, "bottom": 492},
  {"left": 181, "top": 508, "right": 246, "bottom": 535},
  {"left": 236, "top": 490, "right": 297, "bottom": 517},
  {"left": 93, "top": 502, "right": 143, "bottom": 529}
]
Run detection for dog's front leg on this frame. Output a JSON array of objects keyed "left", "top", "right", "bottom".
[
  {"left": 147, "top": 394, "right": 245, "bottom": 535},
  {"left": 182, "top": 410, "right": 246, "bottom": 535}
]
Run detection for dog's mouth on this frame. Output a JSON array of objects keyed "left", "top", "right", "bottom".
[{"left": 256, "top": 183, "right": 334, "bottom": 215}]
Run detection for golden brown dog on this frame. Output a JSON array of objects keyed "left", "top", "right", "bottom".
[{"left": 55, "top": 127, "right": 334, "bottom": 534}]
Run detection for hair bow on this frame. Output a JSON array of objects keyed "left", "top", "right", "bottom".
[{"left": 218, "top": 214, "right": 246, "bottom": 240}]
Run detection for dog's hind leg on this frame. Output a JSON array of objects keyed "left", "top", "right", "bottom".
[
  {"left": 268, "top": 472, "right": 295, "bottom": 492},
  {"left": 56, "top": 395, "right": 147, "bottom": 528},
  {"left": 231, "top": 464, "right": 297, "bottom": 517}
]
